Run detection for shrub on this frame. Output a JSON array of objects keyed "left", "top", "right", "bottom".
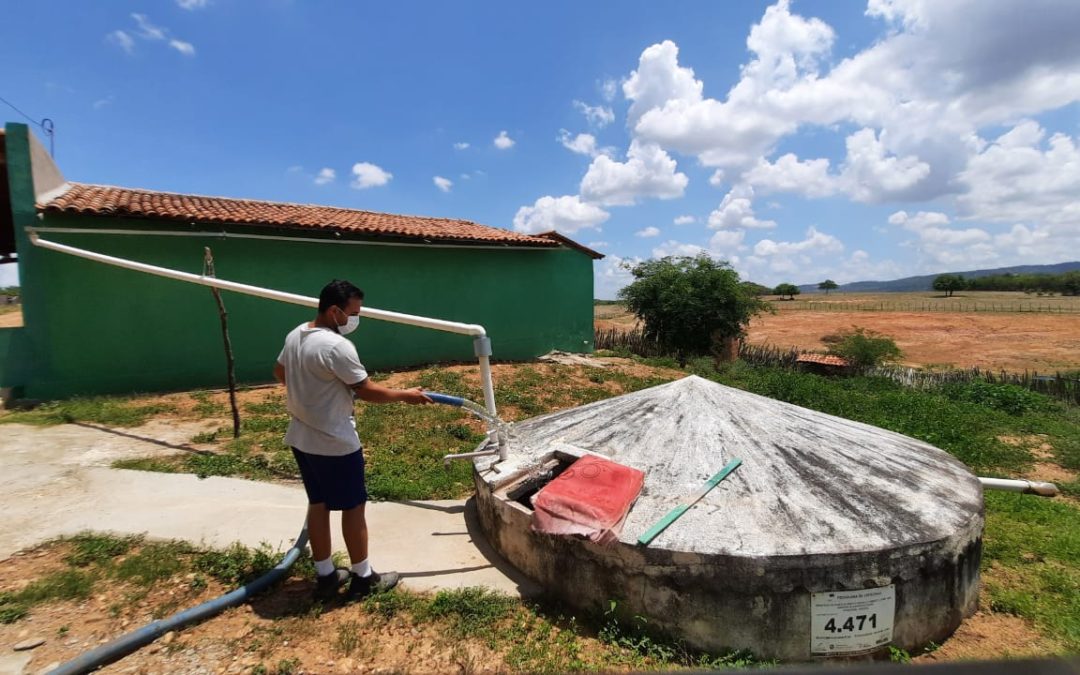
[
  {"left": 822, "top": 327, "right": 902, "bottom": 369},
  {"left": 618, "top": 255, "right": 768, "bottom": 366},
  {"left": 942, "top": 382, "right": 1055, "bottom": 416}
]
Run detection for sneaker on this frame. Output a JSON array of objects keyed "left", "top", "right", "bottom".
[
  {"left": 314, "top": 568, "right": 350, "bottom": 600},
  {"left": 345, "top": 570, "right": 400, "bottom": 600}
]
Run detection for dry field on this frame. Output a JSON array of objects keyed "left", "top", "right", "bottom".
[
  {"left": 767, "top": 291, "right": 1080, "bottom": 314},
  {"left": 596, "top": 298, "right": 1080, "bottom": 373},
  {"left": 0, "top": 305, "right": 21, "bottom": 328}
]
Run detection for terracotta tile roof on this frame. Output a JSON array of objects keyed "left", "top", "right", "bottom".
[
  {"left": 796, "top": 353, "right": 851, "bottom": 367},
  {"left": 38, "top": 182, "right": 563, "bottom": 249}
]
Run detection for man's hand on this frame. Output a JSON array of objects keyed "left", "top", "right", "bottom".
[
  {"left": 399, "top": 387, "right": 433, "bottom": 405},
  {"left": 273, "top": 362, "right": 286, "bottom": 386},
  {"left": 352, "top": 379, "right": 433, "bottom": 404}
]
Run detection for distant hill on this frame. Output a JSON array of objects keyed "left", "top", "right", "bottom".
[{"left": 798, "top": 261, "right": 1080, "bottom": 293}]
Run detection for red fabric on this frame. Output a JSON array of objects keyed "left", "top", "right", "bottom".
[{"left": 531, "top": 455, "right": 645, "bottom": 545}]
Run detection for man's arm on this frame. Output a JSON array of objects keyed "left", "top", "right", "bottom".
[
  {"left": 351, "top": 378, "right": 432, "bottom": 405},
  {"left": 273, "top": 361, "right": 286, "bottom": 386}
]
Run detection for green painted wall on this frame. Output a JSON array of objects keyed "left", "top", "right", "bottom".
[{"left": 3, "top": 124, "right": 596, "bottom": 400}]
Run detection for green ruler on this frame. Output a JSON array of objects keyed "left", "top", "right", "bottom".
[{"left": 636, "top": 458, "right": 743, "bottom": 547}]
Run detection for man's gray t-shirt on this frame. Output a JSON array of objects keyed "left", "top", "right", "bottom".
[{"left": 277, "top": 323, "right": 368, "bottom": 457}]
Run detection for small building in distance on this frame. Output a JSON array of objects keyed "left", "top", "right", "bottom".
[{"left": 795, "top": 352, "right": 852, "bottom": 376}]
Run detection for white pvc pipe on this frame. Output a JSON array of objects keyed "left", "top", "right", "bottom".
[
  {"left": 29, "top": 232, "right": 487, "bottom": 337},
  {"left": 28, "top": 231, "right": 501, "bottom": 427},
  {"left": 979, "top": 477, "right": 1059, "bottom": 497}
]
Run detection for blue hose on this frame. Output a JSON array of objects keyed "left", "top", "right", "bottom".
[
  {"left": 425, "top": 392, "right": 465, "bottom": 407},
  {"left": 49, "top": 525, "right": 310, "bottom": 675}
]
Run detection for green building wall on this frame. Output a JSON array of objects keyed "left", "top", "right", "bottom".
[{"left": 2, "top": 124, "right": 595, "bottom": 400}]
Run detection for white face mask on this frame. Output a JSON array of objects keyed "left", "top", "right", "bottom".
[{"left": 339, "top": 314, "right": 360, "bottom": 336}]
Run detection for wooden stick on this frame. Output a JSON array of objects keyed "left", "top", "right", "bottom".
[{"left": 204, "top": 247, "right": 241, "bottom": 439}]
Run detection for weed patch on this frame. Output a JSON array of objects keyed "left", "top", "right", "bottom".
[{"left": 1, "top": 397, "right": 176, "bottom": 427}]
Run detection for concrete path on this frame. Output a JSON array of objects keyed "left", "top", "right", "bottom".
[{"left": 0, "top": 421, "right": 538, "bottom": 596}]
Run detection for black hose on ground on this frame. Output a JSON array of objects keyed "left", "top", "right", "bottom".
[{"left": 49, "top": 524, "right": 309, "bottom": 675}]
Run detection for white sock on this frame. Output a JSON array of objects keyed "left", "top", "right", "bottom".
[
  {"left": 351, "top": 559, "right": 371, "bottom": 578},
  {"left": 314, "top": 557, "right": 335, "bottom": 577}
]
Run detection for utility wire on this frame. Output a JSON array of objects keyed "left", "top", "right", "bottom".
[{"left": 0, "top": 94, "right": 54, "bottom": 156}]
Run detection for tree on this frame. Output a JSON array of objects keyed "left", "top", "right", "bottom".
[
  {"left": 774, "top": 283, "right": 801, "bottom": 300},
  {"left": 822, "top": 327, "right": 902, "bottom": 370},
  {"left": 818, "top": 279, "right": 838, "bottom": 294},
  {"left": 932, "top": 274, "right": 967, "bottom": 297},
  {"left": 740, "top": 281, "right": 772, "bottom": 297},
  {"left": 619, "top": 255, "right": 768, "bottom": 365}
]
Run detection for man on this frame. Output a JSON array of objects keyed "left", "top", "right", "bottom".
[{"left": 274, "top": 279, "right": 431, "bottom": 600}]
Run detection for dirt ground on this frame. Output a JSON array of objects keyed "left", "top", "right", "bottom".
[
  {"left": 0, "top": 541, "right": 1062, "bottom": 675},
  {"left": 0, "top": 306, "right": 21, "bottom": 328},
  {"left": 0, "top": 541, "right": 516, "bottom": 675},
  {"left": 746, "top": 311, "right": 1080, "bottom": 372},
  {"left": 596, "top": 305, "right": 1080, "bottom": 372}
]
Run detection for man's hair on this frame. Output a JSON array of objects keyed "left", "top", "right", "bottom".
[{"left": 318, "top": 279, "right": 365, "bottom": 313}]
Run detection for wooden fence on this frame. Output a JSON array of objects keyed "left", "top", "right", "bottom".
[
  {"left": 772, "top": 301, "right": 1080, "bottom": 313},
  {"left": 594, "top": 327, "right": 1079, "bottom": 405}
]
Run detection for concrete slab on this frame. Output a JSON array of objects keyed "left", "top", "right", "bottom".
[
  {"left": 0, "top": 652, "right": 32, "bottom": 675},
  {"left": 0, "top": 421, "right": 537, "bottom": 596}
]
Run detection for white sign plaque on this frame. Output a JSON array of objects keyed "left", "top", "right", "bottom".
[{"left": 810, "top": 585, "right": 895, "bottom": 655}]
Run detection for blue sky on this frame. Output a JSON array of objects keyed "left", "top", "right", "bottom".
[{"left": 3, "top": 1, "right": 1079, "bottom": 297}]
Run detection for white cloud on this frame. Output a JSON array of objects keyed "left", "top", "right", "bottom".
[
  {"left": 579, "top": 141, "right": 688, "bottom": 206},
  {"left": 513, "top": 195, "right": 609, "bottom": 234},
  {"left": 169, "top": 39, "right": 196, "bottom": 56},
  {"left": 92, "top": 96, "right": 115, "bottom": 110},
  {"left": 957, "top": 121, "right": 1080, "bottom": 226},
  {"left": 573, "top": 100, "right": 615, "bottom": 128},
  {"left": 131, "top": 13, "right": 166, "bottom": 40},
  {"left": 0, "top": 263, "right": 18, "bottom": 287},
  {"left": 673, "top": 215, "right": 696, "bottom": 225},
  {"left": 636, "top": 226, "right": 661, "bottom": 238},
  {"left": 707, "top": 186, "right": 776, "bottom": 230},
  {"left": 177, "top": 0, "right": 209, "bottom": 9},
  {"left": 557, "top": 130, "right": 613, "bottom": 158},
  {"left": 453, "top": 142, "right": 470, "bottom": 150},
  {"left": 595, "top": 255, "right": 639, "bottom": 300},
  {"left": 350, "top": 162, "right": 392, "bottom": 189},
  {"left": 619, "top": 0, "right": 1080, "bottom": 202},
  {"left": 708, "top": 170, "right": 726, "bottom": 187},
  {"left": 753, "top": 226, "right": 843, "bottom": 257},
  {"left": 652, "top": 240, "right": 705, "bottom": 258},
  {"left": 741, "top": 226, "right": 846, "bottom": 280},
  {"left": 493, "top": 131, "right": 515, "bottom": 150},
  {"left": 838, "top": 128, "right": 930, "bottom": 202},
  {"left": 600, "top": 79, "right": 618, "bottom": 102},
  {"left": 888, "top": 210, "right": 997, "bottom": 269},
  {"left": 709, "top": 229, "right": 746, "bottom": 253},
  {"left": 622, "top": 40, "right": 703, "bottom": 128},
  {"left": 433, "top": 176, "right": 453, "bottom": 193},
  {"left": 314, "top": 168, "right": 335, "bottom": 185},
  {"left": 115, "top": 14, "right": 195, "bottom": 57},
  {"left": 587, "top": 241, "right": 610, "bottom": 248},
  {"left": 743, "top": 153, "right": 836, "bottom": 198},
  {"left": 106, "top": 30, "right": 135, "bottom": 54}
]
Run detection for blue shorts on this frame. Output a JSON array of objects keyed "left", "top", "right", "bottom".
[{"left": 291, "top": 447, "right": 368, "bottom": 511}]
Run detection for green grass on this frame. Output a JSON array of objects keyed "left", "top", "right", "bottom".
[
  {"left": 0, "top": 397, "right": 177, "bottom": 427},
  {"left": 20, "top": 359, "right": 1080, "bottom": 655},
  {"left": 2, "top": 533, "right": 305, "bottom": 627},
  {"left": 982, "top": 491, "right": 1080, "bottom": 650}
]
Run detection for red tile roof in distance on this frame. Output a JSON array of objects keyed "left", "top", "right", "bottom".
[
  {"left": 39, "top": 182, "right": 562, "bottom": 249},
  {"left": 796, "top": 353, "right": 851, "bottom": 367}
]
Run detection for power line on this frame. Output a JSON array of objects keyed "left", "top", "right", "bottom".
[{"left": 0, "top": 94, "right": 54, "bottom": 156}]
